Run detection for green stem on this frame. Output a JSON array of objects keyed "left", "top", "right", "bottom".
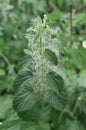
[{"left": 70, "top": 4, "right": 73, "bottom": 46}]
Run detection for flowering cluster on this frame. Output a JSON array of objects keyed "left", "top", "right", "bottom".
[{"left": 25, "top": 15, "right": 60, "bottom": 100}]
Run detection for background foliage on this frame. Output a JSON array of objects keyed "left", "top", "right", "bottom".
[{"left": 0, "top": 0, "right": 86, "bottom": 130}]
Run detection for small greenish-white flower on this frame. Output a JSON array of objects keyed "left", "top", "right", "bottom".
[{"left": 25, "top": 15, "right": 60, "bottom": 100}]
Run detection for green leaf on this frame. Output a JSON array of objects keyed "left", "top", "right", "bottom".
[
  {"left": 0, "top": 120, "right": 51, "bottom": 130},
  {"left": 71, "top": 46, "right": 86, "bottom": 69},
  {"left": 17, "top": 55, "right": 32, "bottom": 71},
  {"left": 47, "top": 10, "right": 62, "bottom": 21},
  {"left": 44, "top": 49, "right": 58, "bottom": 65},
  {"left": 0, "top": 120, "right": 21, "bottom": 130},
  {"left": 65, "top": 119, "right": 85, "bottom": 130},
  {"left": 36, "top": 122, "right": 50, "bottom": 130},
  {"left": 39, "top": 106, "right": 51, "bottom": 121},
  {"left": 46, "top": 71, "right": 67, "bottom": 110},
  {"left": 13, "top": 84, "right": 39, "bottom": 112},
  {"left": 17, "top": 106, "right": 40, "bottom": 121},
  {"left": 0, "top": 95, "right": 12, "bottom": 120},
  {"left": 0, "top": 69, "right": 5, "bottom": 76},
  {"left": 76, "top": 92, "right": 86, "bottom": 114},
  {"left": 46, "top": 71, "right": 64, "bottom": 93},
  {"left": 49, "top": 91, "right": 64, "bottom": 111},
  {"left": 14, "top": 71, "right": 33, "bottom": 91},
  {"left": 20, "top": 122, "right": 36, "bottom": 130},
  {"left": 13, "top": 82, "right": 41, "bottom": 121}
]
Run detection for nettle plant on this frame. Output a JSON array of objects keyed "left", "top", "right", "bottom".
[
  {"left": 13, "top": 15, "right": 86, "bottom": 130},
  {"left": 13, "top": 15, "right": 65, "bottom": 117}
]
